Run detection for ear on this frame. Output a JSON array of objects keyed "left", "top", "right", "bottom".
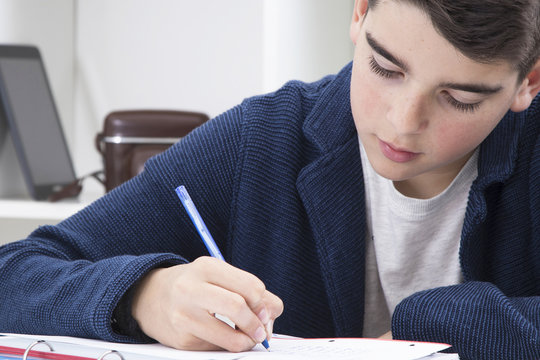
[
  {"left": 350, "top": 0, "right": 369, "bottom": 45},
  {"left": 510, "top": 59, "right": 540, "bottom": 112}
]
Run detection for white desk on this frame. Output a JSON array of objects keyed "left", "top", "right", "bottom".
[{"left": 0, "top": 192, "right": 101, "bottom": 245}]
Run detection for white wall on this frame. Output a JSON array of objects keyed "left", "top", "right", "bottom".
[
  {"left": 73, "top": 0, "right": 354, "bottom": 182},
  {"left": 0, "top": 0, "right": 354, "bottom": 198},
  {"left": 73, "top": 0, "right": 268, "bottom": 180},
  {"left": 263, "top": 0, "right": 354, "bottom": 91}
]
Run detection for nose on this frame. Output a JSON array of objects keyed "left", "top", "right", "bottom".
[{"left": 386, "top": 90, "right": 428, "bottom": 135}]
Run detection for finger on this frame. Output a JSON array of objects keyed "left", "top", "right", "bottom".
[
  {"left": 140, "top": 300, "right": 225, "bottom": 351},
  {"left": 265, "top": 319, "right": 274, "bottom": 340},
  {"left": 262, "top": 290, "right": 284, "bottom": 320},
  {"left": 190, "top": 257, "right": 280, "bottom": 342},
  {"left": 164, "top": 310, "right": 252, "bottom": 352},
  {"left": 164, "top": 333, "right": 223, "bottom": 352},
  {"left": 189, "top": 309, "right": 257, "bottom": 352},
  {"left": 261, "top": 290, "right": 283, "bottom": 338},
  {"left": 202, "top": 283, "right": 268, "bottom": 345},
  {"left": 193, "top": 257, "right": 268, "bottom": 310}
]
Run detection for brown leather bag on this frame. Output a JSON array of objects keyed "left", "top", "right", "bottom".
[{"left": 95, "top": 110, "right": 208, "bottom": 192}]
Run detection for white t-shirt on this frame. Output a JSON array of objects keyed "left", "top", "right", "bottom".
[{"left": 359, "top": 139, "right": 478, "bottom": 338}]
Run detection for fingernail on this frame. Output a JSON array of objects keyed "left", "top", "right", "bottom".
[
  {"left": 254, "top": 326, "right": 267, "bottom": 343},
  {"left": 257, "top": 308, "right": 269, "bottom": 324}
]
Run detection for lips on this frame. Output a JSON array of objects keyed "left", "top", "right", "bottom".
[{"left": 378, "top": 139, "right": 420, "bottom": 163}]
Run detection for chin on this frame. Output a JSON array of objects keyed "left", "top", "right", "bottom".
[{"left": 371, "top": 161, "right": 417, "bottom": 182}]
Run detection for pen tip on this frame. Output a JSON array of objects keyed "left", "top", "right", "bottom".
[{"left": 262, "top": 339, "right": 270, "bottom": 351}]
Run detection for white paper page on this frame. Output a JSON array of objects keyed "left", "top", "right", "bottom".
[
  {"left": 245, "top": 338, "right": 451, "bottom": 360},
  {"left": 1, "top": 333, "right": 451, "bottom": 360},
  {"left": 422, "top": 354, "right": 459, "bottom": 359}
]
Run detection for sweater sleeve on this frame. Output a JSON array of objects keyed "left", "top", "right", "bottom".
[
  {"left": 0, "top": 106, "right": 244, "bottom": 342},
  {"left": 391, "top": 281, "right": 540, "bottom": 360}
]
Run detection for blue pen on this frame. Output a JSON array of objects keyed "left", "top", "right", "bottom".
[{"left": 175, "top": 185, "right": 270, "bottom": 351}]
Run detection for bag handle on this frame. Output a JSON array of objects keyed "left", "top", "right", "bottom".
[{"left": 47, "top": 170, "right": 105, "bottom": 202}]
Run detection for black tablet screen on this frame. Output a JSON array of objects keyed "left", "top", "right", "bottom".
[{"left": 0, "top": 47, "right": 75, "bottom": 198}]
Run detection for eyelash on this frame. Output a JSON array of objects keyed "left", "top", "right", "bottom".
[
  {"left": 368, "top": 56, "right": 398, "bottom": 79},
  {"left": 442, "top": 93, "right": 481, "bottom": 113},
  {"left": 368, "top": 56, "right": 481, "bottom": 113}
]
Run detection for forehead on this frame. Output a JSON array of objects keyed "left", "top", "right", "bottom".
[{"left": 363, "top": 0, "right": 516, "bottom": 84}]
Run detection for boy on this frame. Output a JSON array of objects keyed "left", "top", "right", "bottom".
[{"left": 0, "top": 0, "right": 539, "bottom": 359}]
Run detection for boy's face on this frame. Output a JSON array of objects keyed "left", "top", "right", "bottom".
[{"left": 349, "top": 0, "right": 529, "bottom": 198}]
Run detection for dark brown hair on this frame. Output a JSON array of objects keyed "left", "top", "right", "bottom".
[{"left": 368, "top": 0, "right": 540, "bottom": 81}]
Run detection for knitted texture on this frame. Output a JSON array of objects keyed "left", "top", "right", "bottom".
[{"left": 0, "top": 63, "right": 539, "bottom": 359}]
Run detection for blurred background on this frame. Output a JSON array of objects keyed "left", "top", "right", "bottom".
[
  {"left": 0, "top": 0, "right": 354, "bottom": 241},
  {"left": 0, "top": 0, "right": 354, "bottom": 195}
]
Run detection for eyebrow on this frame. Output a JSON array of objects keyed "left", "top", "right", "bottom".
[
  {"left": 439, "top": 82, "right": 503, "bottom": 95},
  {"left": 366, "top": 32, "right": 409, "bottom": 72},
  {"left": 365, "top": 31, "right": 503, "bottom": 95}
]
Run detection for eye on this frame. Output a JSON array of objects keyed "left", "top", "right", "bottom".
[
  {"left": 368, "top": 56, "right": 400, "bottom": 79},
  {"left": 443, "top": 92, "right": 481, "bottom": 113}
]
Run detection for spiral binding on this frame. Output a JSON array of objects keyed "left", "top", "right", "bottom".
[
  {"left": 97, "top": 349, "right": 125, "bottom": 360},
  {"left": 22, "top": 340, "right": 53, "bottom": 359},
  {"left": 22, "top": 339, "right": 126, "bottom": 360}
]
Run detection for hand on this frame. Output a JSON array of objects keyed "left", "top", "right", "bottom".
[
  {"left": 131, "top": 256, "right": 284, "bottom": 352},
  {"left": 378, "top": 331, "right": 392, "bottom": 340}
]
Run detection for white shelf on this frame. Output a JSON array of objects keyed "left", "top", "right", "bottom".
[
  {"left": 0, "top": 191, "right": 102, "bottom": 245},
  {"left": 0, "top": 198, "right": 89, "bottom": 220}
]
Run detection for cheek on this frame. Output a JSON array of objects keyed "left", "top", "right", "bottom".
[
  {"left": 433, "top": 124, "right": 475, "bottom": 157},
  {"left": 350, "top": 71, "right": 385, "bottom": 133},
  {"left": 432, "top": 114, "right": 500, "bottom": 160}
]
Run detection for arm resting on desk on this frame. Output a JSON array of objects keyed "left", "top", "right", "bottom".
[{"left": 392, "top": 281, "right": 540, "bottom": 360}]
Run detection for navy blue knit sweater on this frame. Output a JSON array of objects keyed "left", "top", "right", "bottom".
[{"left": 0, "top": 63, "right": 539, "bottom": 359}]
